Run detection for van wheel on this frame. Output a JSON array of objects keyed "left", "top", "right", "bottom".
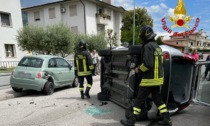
[
  {"left": 72, "top": 77, "right": 79, "bottom": 87},
  {"left": 99, "top": 49, "right": 111, "bottom": 56},
  {"left": 12, "top": 87, "right": 23, "bottom": 92},
  {"left": 128, "top": 45, "right": 142, "bottom": 55},
  {"left": 43, "top": 81, "right": 54, "bottom": 95},
  {"left": 97, "top": 92, "right": 109, "bottom": 101}
]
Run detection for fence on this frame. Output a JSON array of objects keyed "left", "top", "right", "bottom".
[{"left": 0, "top": 61, "right": 19, "bottom": 69}]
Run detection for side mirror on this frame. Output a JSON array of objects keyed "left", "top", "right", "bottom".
[{"left": 69, "top": 65, "right": 72, "bottom": 70}]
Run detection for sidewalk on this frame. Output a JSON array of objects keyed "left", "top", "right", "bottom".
[{"left": 0, "top": 75, "right": 100, "bottom": 102}]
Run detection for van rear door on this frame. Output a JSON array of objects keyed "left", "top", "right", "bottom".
[{"left": 192, "top": 61, "right": 210, "bottom": 106}]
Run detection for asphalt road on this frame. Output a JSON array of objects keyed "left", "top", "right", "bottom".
[{"left": 0, "top": 80, "right": 210, "bottom": 126}]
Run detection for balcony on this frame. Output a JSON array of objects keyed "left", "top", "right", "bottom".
[{"left": 95, "top": 13, "right": 108, "bottom": 25}]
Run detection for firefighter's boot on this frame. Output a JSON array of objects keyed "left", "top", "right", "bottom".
[
  {"left": 120, "top": 114, "right": 136, "bottom": 126},
  {"left": 85, "top": 87, "right": 91, "bottom": 98},
  {"left": 158, "top": 112, "right": 172, "bottom": 126},
  {"left": 80, "top": 91, "right": 84, "bottom": 99}
]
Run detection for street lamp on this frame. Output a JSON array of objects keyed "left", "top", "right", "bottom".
[{"left": 133, "top": 0, "right": 136, "bottom": 45}]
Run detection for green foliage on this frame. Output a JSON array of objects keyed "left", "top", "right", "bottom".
[
  {"left": 17, "top": 24, "right": 108, "bottom": 56},
  {"left": 121, "top": 8, "right": 153, "bottom": 45},
  {"left": 156, "top": 36, "right": 164, "bottom": 45},
  {"left": 17, "top": 24, "right": 76, "bottom": 57}
]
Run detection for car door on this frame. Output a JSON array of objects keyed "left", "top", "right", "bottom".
[
  {"left": 191, "top": 61, "right": 210, "bottom": 106},
  {"left": 46, "top": 58, "right": 62, "bottom": 86},
  {"left": 54, "top": 58, "right": 74, "bottom": 86}
]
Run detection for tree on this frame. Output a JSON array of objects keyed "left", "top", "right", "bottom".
[
  {"left": 17, "top": 24, "right": 76, "bottom": 57},
  {"left": 106, "top": 29, "right": 118, "bottom": 49},
  {"left": 156, "top": 36, "right": 164, "bottom": 45},
  {"left": 121, "top": 8, "right": 153, "bottom": 45}
]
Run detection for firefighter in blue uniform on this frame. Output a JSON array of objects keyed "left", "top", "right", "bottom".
[
  {"left": 120, "top": 25, "right": 172, "bottom": 126},
  {"left": 74, "top": 40, "right": 94, "bottom": 99}
]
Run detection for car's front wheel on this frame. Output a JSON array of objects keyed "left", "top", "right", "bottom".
[
  {"left": 43, "top": 81, "right": 54, "bottom": 95},
  {"left": 12, "top": 87, "right": 23, "bottom": 92}
]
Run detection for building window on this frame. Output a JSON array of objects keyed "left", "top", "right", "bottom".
[
  {"left": 97, "top": 24, "right": 105, "bottom": 34},
  {"left": 5, "top": 44, "right": 16, "bottom": 58},
  {"left": 191, "top": 42, "right": 193, "bottom": 46},
  {"left": 176, "top": 42, "right": 179, "bottom": 45},
  {"left": 69, "top": 5, "right": 77, "bottom": 16},
  {"left": 34, "top": 11, "right": 40, "bottom": 21},
  {"left": 49, "top": 8, "right": 56, "bottom": 19},
  {"left": 71, "top": 26, "right": 78, "bottom": 33},
  {"left": 106, "top": 10, "right": 111, "bottom": 20},
  {"left": 0, "top": 13, "right": 11, "bottom": 26}
]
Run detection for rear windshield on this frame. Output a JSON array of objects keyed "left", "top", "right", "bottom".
[{"left": 18, "top": 57, "right": 43, "bottom": 68}]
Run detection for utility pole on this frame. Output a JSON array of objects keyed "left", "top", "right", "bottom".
[{"left": 133, "top": 0, "right": 136, "bottom": 45}]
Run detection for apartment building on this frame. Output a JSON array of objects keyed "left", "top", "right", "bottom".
[
  {"left": 0, "top": 0, "right": 25, "bottom": 62},
  {"left": 22, "top": 0, "right": 125, "bottom": 45},
  {"left": 162, "top": 29, "right": 210, "bottom": 53}
]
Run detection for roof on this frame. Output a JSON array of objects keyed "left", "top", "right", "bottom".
[
  {"left": 24, "top": 55, "right": 59, "bottom": 59},
  {"left": 22, "top": 0, "right": 125, "bottom": 13},
  {"left": 166, "top": 38, "right": 195, "bottom": 41},
  {"left": 163, "top": 41, "right": 186, "bottom": 48}
]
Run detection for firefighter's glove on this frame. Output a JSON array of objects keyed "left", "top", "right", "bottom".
[{"left": 74, "top": 70, "right": 78, "bottom": 77}]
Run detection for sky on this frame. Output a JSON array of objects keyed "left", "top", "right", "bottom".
[{"left": 21, "top": 0, "right": 210, "bottom": 39}]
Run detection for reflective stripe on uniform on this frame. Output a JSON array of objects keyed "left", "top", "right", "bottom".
[
  {"left": 78, "top": 71, "right": 92, "bottom": 76},
  {"left": 139, "top": 64, "right": 149, "bottom": 72},
  {"left": 133, "top": 107, "right": 141, "bottom": 112},
  {"left": 79, "top": 88, "right": 84, "bottom": 91},
  {"left": 89, "top": 65, "right": 94, "bottom": 70},
  {"left": 158, "top": 104, "right": 166, "bottom": 110},
  {"left": 76, "top": 59, "right": 79, "bottom": 72},
  {"left": 140, "top": 77, "right": 163, "bottom": 86},
  {"left": 160, "top": 109, "right": 167, "bottom": 113},
  {"left": 154, "top": 56, "right": 158, "bottom": 79},
  {"left": 83, "top": 59, "right": 87, "bottom": 72},
  {"left": 87, "top": 84, "right": 92, "bottom": 88},
  {"left": 133, "top": 107, "right": 141, "bottom": 115}
]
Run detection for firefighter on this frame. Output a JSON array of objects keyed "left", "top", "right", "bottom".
[
  {"left": 120, "top": 25, "right": 172, "bottom": 126},
  {"left": 74, "top": 40, "right": 94, "bottom": 99}
]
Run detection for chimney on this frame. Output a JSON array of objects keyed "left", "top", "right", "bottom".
[{"left": 102, "top": 0, "right": 112, "bottom": 4}]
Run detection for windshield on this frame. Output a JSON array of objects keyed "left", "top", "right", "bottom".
[{"left": 18, "top": 57, "right": 43, "bottom": 68}]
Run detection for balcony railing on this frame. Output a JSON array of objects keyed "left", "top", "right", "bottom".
[
  {"left": 95, "top": 13, "right": 108, "bottom": 25},
  {"left": 0, "top": 61, "right": 19, "bottom": 69}
]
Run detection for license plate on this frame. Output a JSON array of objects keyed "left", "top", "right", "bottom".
[{"left": 18, "top": 72, "right": 31, "bottom": 78}]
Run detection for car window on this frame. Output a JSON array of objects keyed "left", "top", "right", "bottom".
[
  {"left": 48, "top": 59, "right": 56, "bottom": 68},
  {"left": 55, "top": 58, "right": 69, "bottom": 68},
  {"left": 18, "top": 57, "right": 43, "bottom": 68}
]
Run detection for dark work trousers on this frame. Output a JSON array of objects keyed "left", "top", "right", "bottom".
[
  {"left": 134, "top": 86, "right": 165, "bottom": 110},
  {"left": 92, "top": 64, "right": 96, "bottom": 75},
  {"left": 204, "top": 66, "right": 210, "bottom": 78},
  {"left": 78, "top": 75, "right": 93, "bottom": 91}
]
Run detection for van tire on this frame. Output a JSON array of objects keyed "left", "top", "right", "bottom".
[
  {"left": 128, "top": 45, "right": 142, "bottom": 55},
  {"left": 72, "top": 77, "right": 79, "bottom": 87},
  {"left": 97, "top": 92, "right": 109, "bottom": 101},
  {"left": 43, "top": 81, "right": 54, "bottom": 95},
  {"left": 12, "top": 87, "right": 23, "bottom": 92},
  {"left": 99, "top": 49, "right": 111, "bottom": 56}
]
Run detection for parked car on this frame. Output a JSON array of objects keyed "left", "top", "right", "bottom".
[
  {"left": 10, "top": 55, "right": 78, "bottom": 95},
  {"left": 98, "top": 45, "right": 209, "bottom": 120},
  {"left": 198, "top": 52, "right": 203, "bottom": 59}
]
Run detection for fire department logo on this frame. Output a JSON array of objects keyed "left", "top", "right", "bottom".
[{"left": 161, "top": 0, "right": 200, "bottom": 36}]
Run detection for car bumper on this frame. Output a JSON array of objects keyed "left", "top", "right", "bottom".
[{"left": 10, "top": 77, "right": 47, "bottom": 91}]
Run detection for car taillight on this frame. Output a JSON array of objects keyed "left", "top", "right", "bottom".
[
  {"left": 37, "top": 72, "right": 42, "bottom": 79},
  {"left": 164, "top": 53, "right": 170, "bottom": 60}
]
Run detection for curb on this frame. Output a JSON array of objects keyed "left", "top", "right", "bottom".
[{"left": 0, "top": 76, "right": 100, "bottom": 102}]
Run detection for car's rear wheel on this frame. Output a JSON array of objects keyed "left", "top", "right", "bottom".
[
  {"left": 12, "top": 87, "right": 23, "bottom": 92},
  {"left": 43, "top": 81, "right": 54, "bottom": 95},
  {"left": 72, "top": 77, "right": 79, "bottom": 87}
]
